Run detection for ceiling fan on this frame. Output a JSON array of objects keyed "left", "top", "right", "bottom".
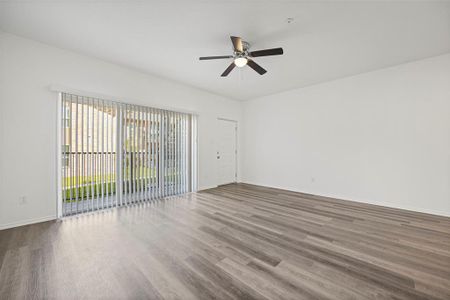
[{"left": 199, "top": 36, "right": 284, "bottom": 77}]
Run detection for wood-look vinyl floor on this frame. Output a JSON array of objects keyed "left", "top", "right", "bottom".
[{"left": 1, "top": 183, "right": 449, "bottom": 299}]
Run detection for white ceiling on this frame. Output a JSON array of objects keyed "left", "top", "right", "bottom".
[{"left": 1, "top": 1, "right": 449, "bottom": 100}]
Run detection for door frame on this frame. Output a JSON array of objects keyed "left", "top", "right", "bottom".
[{"left": 217, "top": 118, "right": 238, "bottom": 185}]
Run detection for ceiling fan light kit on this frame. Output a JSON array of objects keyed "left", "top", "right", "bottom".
[
  {"left": 234, "top": 57, "right": 248, "bottom": 67},
  {"left": 199, "top": 36, "right": 284, "bottom": 77}
]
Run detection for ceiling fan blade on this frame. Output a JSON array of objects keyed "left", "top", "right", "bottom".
[
  {"left": 247, "top": 59, "right": 267, "bottom": 75},
  {"left": 199, "top": 55, "right": 233, "bottom": 60},
  {"left": 230, "top": 36, "right": 243, "bottom": 52},
  {"left": 250, "top": 47, "right": 283, "bottom": 57},
  {"left": 221, "top": 62, "right": 236, "bottom": 77}
]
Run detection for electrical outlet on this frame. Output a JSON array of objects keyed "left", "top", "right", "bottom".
[{"left": 19, "top": 196, "right": 27, "bottom": 205}]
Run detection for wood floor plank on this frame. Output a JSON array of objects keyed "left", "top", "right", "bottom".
[{"left": 0, "top": 183, "right": 449, "bottom": 299}]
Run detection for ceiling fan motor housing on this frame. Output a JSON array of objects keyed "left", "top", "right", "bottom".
[
  {"left": 242, "top": 41, "right": 250, "bottom": 51},
  {"left": 235, "top": 41, "right": 250, "bottom": 57}
]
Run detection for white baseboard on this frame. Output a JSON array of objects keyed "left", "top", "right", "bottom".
[
  {"left": 3, "top": 181, "right": 446, "bottom": 230},
  {"left": 241, "top": 181, "right": 450, "bottom": 218},
  {"left": 0, "top": 215, "right": 57, "bottom": 231}
]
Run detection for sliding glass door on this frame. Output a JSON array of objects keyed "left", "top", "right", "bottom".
[{"left": 60, "top": 93, "right": 194, "bottom": 216}]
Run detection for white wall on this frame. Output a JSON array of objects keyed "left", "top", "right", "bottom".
[
  {"left": 0, "top": 32, "right": 242, "bottom": 229},
  {"left": 1, "top": 31, "right": 449, "bottom": 230},
  {"left": 243, "top": 54, "right": 450, "bottom": 217}
]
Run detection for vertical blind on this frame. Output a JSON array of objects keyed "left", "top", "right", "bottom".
[{"left": 60, "top": 93, "right": 193, "bottom": 216}]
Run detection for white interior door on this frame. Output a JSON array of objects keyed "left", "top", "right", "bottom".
[{"left": 217, "top": 119, "right": 237, "bottom": 185}]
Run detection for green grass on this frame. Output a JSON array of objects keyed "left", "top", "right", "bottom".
[
  {"left": 63, "top": 167, "right": 156, "bottom": 187},
  {"left": 63, "top": 168, "right": 182, "bottom": 202},
  {"left": 64, "top": 181, "right": 116, "bottom": 201}
]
